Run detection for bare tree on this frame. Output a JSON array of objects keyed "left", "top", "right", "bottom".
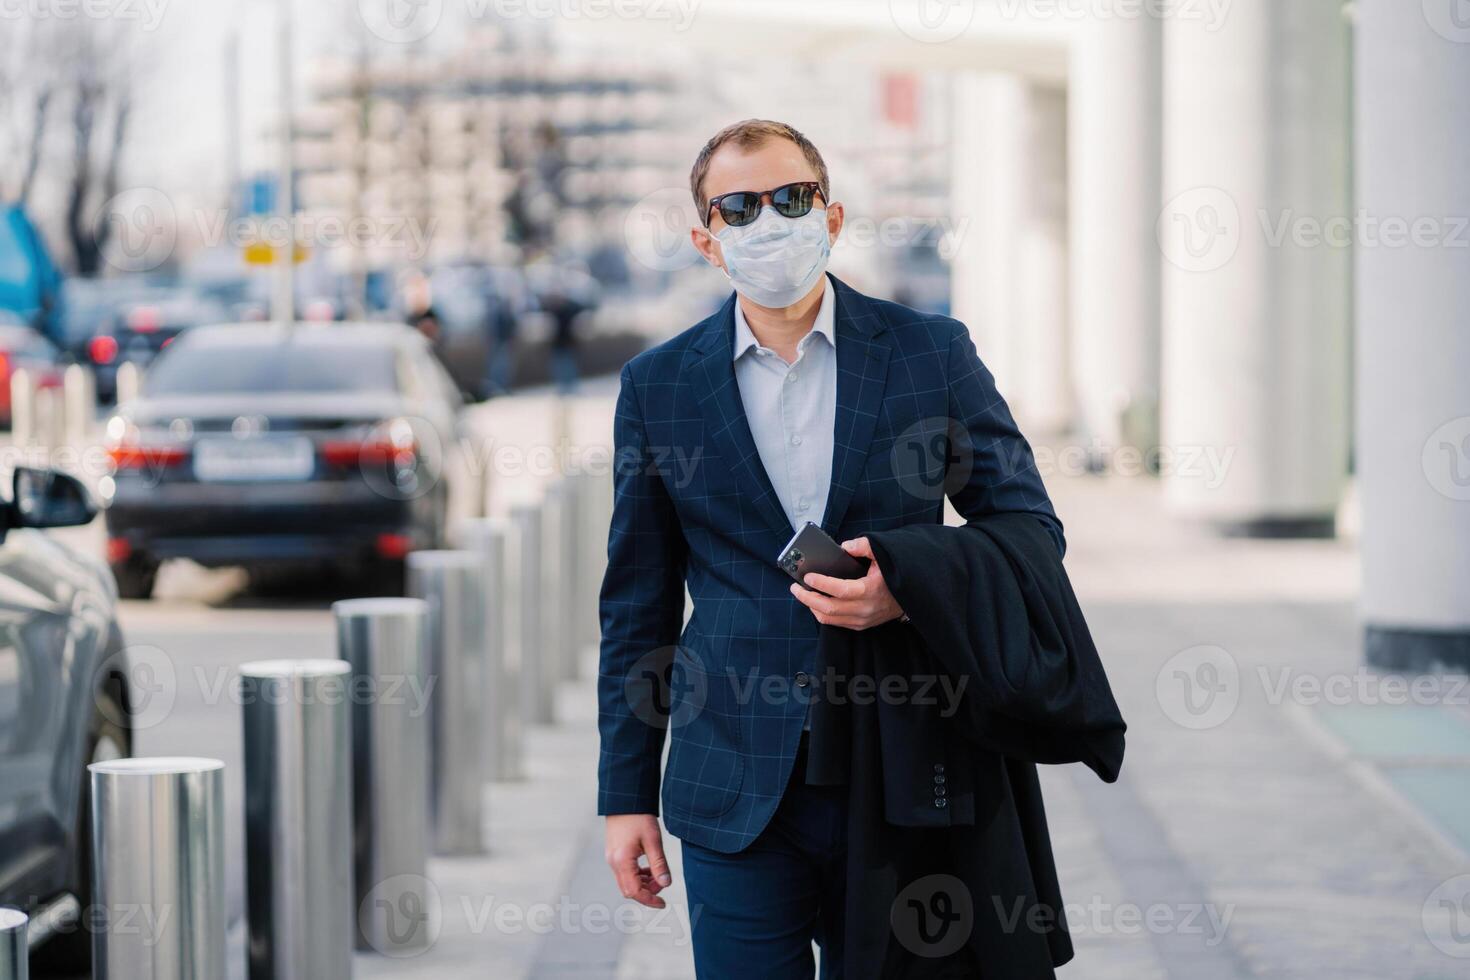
[
  {"left": 0, "top": 20, "right": 55, "bottom": 209},
  {"left": 0, "top": 18, "right": 141, "bottom": 274}
]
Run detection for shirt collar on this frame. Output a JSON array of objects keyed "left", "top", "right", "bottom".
[{"left": 732, "top": 276, "right": 836, "bottom": 362}]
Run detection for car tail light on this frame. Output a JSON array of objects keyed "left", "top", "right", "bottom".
[
  {"left": 128, "top": 307, "right": 161, "bottom": 333},
  {"left": 90, "top": 335, "right": 119, "bottom": 364},
  {"left": 321, "top": 421, "right": 419, "bottom": 468},
  {"left": 106, "top": 538, "right": 132, "bottom": 563},
  {"left": 375, "top": 533, "right": 413, "bottom": 559},
  {"left": 108, "top": 445, "right": 188, "bottom": 470},
  {"left": 0, "top": 352, "right": 10, "bottom": 382}
]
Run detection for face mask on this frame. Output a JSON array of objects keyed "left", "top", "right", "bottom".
[{"left": 716, "top": 206, "right": 832, "bottom": 309}]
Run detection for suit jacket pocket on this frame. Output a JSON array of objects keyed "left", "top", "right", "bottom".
[{"left": 660, "top": 648, "right": 744, "bottom": 818}]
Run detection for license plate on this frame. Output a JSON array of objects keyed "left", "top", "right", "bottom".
[{"left": 194, "top": 437, "right": 315, "bottom": 483}]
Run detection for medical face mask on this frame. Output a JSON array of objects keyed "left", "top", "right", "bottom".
[{"left": 716, "top": 206, "right": 832, "bottom": 309}]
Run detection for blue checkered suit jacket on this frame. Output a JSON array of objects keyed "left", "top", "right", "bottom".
[{"left": 598, "top": 275, "right": 1062, "bottom": 853}]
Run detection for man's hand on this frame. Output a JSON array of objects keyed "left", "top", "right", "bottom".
[
  {"left": 604, "top": 814, "right": 673, "bottom": 909},
  {"left": 790, "top": 536, "right": 905, "bottom": 630}
]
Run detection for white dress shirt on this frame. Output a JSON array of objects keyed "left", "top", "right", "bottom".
[{"left": 731, "top": 277, "right": 838, "bottom": 534}]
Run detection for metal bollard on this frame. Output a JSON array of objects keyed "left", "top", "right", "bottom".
[
  {"left": 8, "top": 370, "right": 33, "bottom": 446},
  {"left": 114, "top": 361, "right": 141, "bottom": 406},
  {"left": 451, "top": 519, "right": 522, "bottom": 781},
  {"left": 63, "top": 364, "right": 96, "bottom": 447},
  {"left": 0, "top": 908, "right": 25, "bottom": 980},
  {"left": 544, "top": 480, "right": 580, "bottom": 682},
  {"left": 508, "top": 502, "right": 553, "bottom": 725},
  {"left": 332, "top": 597, "right": 434, "bottom": 953},
  {"left": 407, "top": 551, "right": 488, "bottom": 855},
  {"left": 575, "top": 469, "right": 609, "bottom": 652},
  {"left": 89, "top": 757, "right": 227, "bottom": 980},
  {"left": 36, "top": 386, "right": 64, "bottom": 451},
  {"left": 239, "top": 659, "right": 354, "bottom": 980}
]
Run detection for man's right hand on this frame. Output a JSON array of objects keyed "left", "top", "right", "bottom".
[{"left": 604, "top": 813, "right": 673, "bottom": 909}]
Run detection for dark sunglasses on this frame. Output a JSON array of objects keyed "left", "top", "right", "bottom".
[{"left": 704, "top": 181, "right": 825, "bottom": 229}]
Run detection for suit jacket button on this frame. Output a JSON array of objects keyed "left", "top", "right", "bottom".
[
  {"left": 934, "top": 798, "right": 948, "bottom": 809},
  {"left": 933, "top": 763, "right": 945, "bottom": 774},
  {"left": 795, "top": 672, "right": 811, "bottom": 688}
]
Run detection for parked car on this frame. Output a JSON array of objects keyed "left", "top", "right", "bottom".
[
  {"left": 55, "top": 277, "right": 174, "bottom": 365},
  {"left": 0, "top": 465, "right": 133, "bottom": 973},
  {"left": 89, "top": 291, "right": 230, "bottom": 403},
  {"left": 101, "top": 322, "right": 465, "bottom": 598},
  {"left": 0, "top": 319, "right": 65, "bottom": 429}
]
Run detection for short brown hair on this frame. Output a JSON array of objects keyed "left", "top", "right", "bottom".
[{"left": 689, "top": 119, "right": 830, "bottom": 223}]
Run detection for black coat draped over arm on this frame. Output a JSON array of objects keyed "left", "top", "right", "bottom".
[{"left": 805, "top": 514, "right": 1126, "bottom": 979}]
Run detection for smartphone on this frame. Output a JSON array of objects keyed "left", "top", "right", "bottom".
[{"left": 776, "top": 522, "right": 868, "bottom": 590}]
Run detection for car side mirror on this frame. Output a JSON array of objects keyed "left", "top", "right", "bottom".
[{"left": 11, "top": 467, "right": 97, "bottom": 529}]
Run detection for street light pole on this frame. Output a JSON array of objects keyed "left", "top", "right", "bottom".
[{"left": 273, "top": 0, "right": 296, "bottom": 326}]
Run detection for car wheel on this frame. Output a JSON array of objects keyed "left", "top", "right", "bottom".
[
  {"left": 31, "top": 682, "right": 131, "bottom": 974},
  {"left": 111, "top": 557, "right": 158, "bottom": 600}
]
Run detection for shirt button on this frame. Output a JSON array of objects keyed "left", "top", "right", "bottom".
[
  {"left": 797, "top": 498, "right": 809, "bottom": 512},
  {"left": 786, "top": 372, "right": 798, "bottom": 384},
  {"left": 791, "top": 435, "right": 802, "bottom": 446},
  {"left": 795, "top": 672, "right": 811, "bottom": 688}
]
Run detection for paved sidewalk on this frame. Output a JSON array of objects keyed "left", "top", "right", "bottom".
[{"left": 388, "top": 392, "right": 1470, "bottom": 979}]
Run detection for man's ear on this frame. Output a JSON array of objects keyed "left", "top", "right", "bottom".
[
  {"left": 825, "top": 201, "right": 845, "bottom": 245},
  {"left": 690, "top": 225, "right": 725, "bottom": 271}
]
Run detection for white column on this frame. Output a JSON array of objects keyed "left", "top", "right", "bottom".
[
  {"left": 1159, "top": 1, "right": 1351, "bottom": 533},
  {"left": 950, "top": 73, "right": 1071, "bottom": 435},
  {"left": 1357, "top": 2, "right": 1470, "bottom": 670},
  {"left": 1068, "top": 12, "right": 1162, "bottom": 461}
]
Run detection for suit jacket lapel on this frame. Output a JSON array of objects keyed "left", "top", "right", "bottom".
[
  {"left": 687, "top": 293, "right": 794, "bottom": 542},
  {"left": 821, "top": 279, "right": 891, "bottom": 535}
]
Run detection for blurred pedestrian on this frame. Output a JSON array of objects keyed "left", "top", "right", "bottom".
[{"left": 543, "top": 287, "right": 583, "bottom": 394}]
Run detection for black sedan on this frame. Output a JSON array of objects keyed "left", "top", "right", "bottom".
[
  {"left": 0, "top": 466, "right": 133, "bottom": 974},
  {"left": 100, "top": 322, "right": 465, "bottom": 599}
]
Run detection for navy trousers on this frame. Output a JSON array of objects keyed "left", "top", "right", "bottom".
[{"left": 680, "top": 736, "right": 848, "bottom": 980}]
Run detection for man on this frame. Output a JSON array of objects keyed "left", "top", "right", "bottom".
[{"left": 599, "top": 119, "right": 1062, "bottom": 978}]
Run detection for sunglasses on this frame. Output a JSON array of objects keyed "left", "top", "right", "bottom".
[{"left": 704, "top": 181, "right": 825, "bottom": 229}]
